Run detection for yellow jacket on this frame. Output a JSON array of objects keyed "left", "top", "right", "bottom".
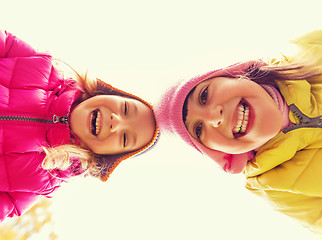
[{"left": 244, "top": 30, "right": 322, "bottom": 238}]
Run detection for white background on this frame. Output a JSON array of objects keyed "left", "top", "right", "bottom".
[{"left": 1, "top": 0, "right": 322, "bottom": 239}]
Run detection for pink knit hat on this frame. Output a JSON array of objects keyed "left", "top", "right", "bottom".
[{"left": 154, "top": 61, "right": 264, "bottom": 174}]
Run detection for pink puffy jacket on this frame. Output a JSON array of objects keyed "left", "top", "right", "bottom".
[{"left": 0, "top": 30, "right": 82, "bottom": 220}]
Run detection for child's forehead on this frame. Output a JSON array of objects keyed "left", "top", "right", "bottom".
[{"left": 194, "top": 76, "right": 235, "bottom": 87}]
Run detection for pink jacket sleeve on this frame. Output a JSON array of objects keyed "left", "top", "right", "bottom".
[
  {"left": 0, "top": 30, "right": 42, "bottom": 220},
  {"left": 0, "top": 29, "right": 37, "bottom": 58},
  {"left": 0, "top": 192, "right": 42, "bottom": 220}
]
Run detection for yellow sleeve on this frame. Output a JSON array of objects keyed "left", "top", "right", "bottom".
[
  {"left": 246, "top": 180, "right": 322, "bottom": 239},
  {"left": 291, "top": 29, "right": 322, "bottom": 47},
  {"left": 289, "top": 29, "right": 322, "bottom": 72},
  {"left": 244, "top": 130, "right": 306, "bottom": 178},
  {"left": 245, "top": 146, "right": 322, "bottom": 239}
]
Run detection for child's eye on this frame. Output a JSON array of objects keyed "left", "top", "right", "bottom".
[
  {"left": 123, "top": 133, "right": 127, "bottom": 147},
  {"left": 200, "top": 86, "right": 208, "bottom": 104},
  {"left": 124, "top": 102, "right": 128, "bottom": 116},
  {"left": 195, "top": 123, "right": 202, "bottom": 140}
]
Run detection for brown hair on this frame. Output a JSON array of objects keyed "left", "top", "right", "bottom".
[{"left": 241, "top": 60, "right": 321, "bottom": 87}]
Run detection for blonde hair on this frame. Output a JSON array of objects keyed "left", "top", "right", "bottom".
[
  {"left": 41, "top": 62, "right": 102, "bottom": 179},
  {"left": 42, "top": 145, "right": 92, "bottom": 170}
]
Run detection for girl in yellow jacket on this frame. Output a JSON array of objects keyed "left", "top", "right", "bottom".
[{"left": 155, "top": 30, "right": 322, "bottom": 238}]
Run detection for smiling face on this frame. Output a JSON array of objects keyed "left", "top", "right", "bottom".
[
  {"left": 184, "top": 77, "right": 282, "bottom": 154},
  {"left": 70, "top": 95, "right": 156, "bottom": 155}
]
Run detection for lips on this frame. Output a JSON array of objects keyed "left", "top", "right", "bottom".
[
  {"left": 90, "top": 109, "right": 101, "bottom": 136},
  {"left": 233, "top": 100, "right": 249, "bottom": 138}
]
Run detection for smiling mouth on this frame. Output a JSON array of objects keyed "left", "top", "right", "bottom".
[
  {"left": 233, "top": 101, "right": 249, "bottom": 137},
  {"left": 90, "top": 109, "right": 101, "bottom": 136}
]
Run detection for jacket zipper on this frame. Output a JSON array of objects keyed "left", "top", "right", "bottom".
[
  {"left": 0, "top": 114, "right": 69, "bottom": 125},
  {"left": 283, "top": 104, "right": 322, "bottom": 133}
]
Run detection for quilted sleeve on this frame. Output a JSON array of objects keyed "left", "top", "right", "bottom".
[
  {"left": 291, "top": 29, "right": 322, "bottom": 50},
  {"left": 244, "top": 130, "right": 305, "bottom": 178},
  {"left": 0, "top": 191, "right": 42, "bottom": 221},
  {"left": 0, "top": 29, "right": 37, "bottom": 58},
  {"left": 245, "top": 146, "right": 322, "bottom": 239},
  {"left": 288, "top": 29, "right": 322, "bottom": 77},
  {"left": 246, "top": 181, "right": 322, "bottom": 239}
]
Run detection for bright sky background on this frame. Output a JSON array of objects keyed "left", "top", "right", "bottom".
[{"left": 1, "top": 0, "right": 322, "bottom": 239}]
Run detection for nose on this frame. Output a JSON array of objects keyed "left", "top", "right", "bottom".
[
  {"left": 204, "top": 105, "right": 224, "bottom": 128},
  {"left": 110, "top": 113, "right": 124, "bottom": 133}
]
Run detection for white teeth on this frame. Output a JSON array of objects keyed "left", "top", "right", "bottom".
[
  {"left": 233, "top": 103, "right": 249, "bottom": 134},
  {"left": 95, "top": 111, "right": 101, "bottom": 135},
  {"left": 90, "top": 110, "right": 101, "bottom": 136},
  {"left": 90, "top": 113, "right": 94, "bottom": 132}
]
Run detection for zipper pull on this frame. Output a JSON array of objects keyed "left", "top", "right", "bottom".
[{"left": 53, "top": 114, "right": 69, "bottom": 124}]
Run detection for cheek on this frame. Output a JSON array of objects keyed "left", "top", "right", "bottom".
[
  {"left": 72, "top": 108, "right": 88, "bottom": 130},
  {"left": 203, "top": 129, "right": 227, "bottom": 151},
  {"left": 203, "top": 128, "right": 248, "bottom": 154},
  {"left": 251, "top": 99, "right": 282, "bottom": 139},
  {"left": 70, "top": 111, "right": 81, "bottom": 135},
  {"left": 90, "top": 136, "right": 120, "bottom": 155},
  {"left": 260, "top": 107, "right": 282, "bottom": 135}
]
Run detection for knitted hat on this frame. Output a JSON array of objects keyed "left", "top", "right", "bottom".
[
  {"left": 96, "top": 79, "right": 160, "bottom": 181},
  {"left": 154, "top": 61, "right": 265, "bottom": 174}
]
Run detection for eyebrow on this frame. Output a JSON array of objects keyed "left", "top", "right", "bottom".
[
  {"left": 186, "top": 121, "right": 195, "bottom": 139},
  {"left": 134, "top": 131, "right": 137, "bottom": 146},
  {"left": 194, "top": 80, "right": 206, "bottom": 105},
  {"left": 183, "top": 86, "right": 196, "bottom": 123},
  {"left": 133, "top": 101, "right": 138, "bottom": 115},
  {"left": 185, "top": 94, "right": 197, "bottom": 139},
  {"left": 185, "top": 83, "right": 207, "bottom": 141},
  {"left": 130, "top": 134, "right": 137, "bottom": 150}
]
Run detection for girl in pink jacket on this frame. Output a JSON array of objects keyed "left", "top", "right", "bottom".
[{"left": 0, "top": 30, "right": 159, "bottom": 220}]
